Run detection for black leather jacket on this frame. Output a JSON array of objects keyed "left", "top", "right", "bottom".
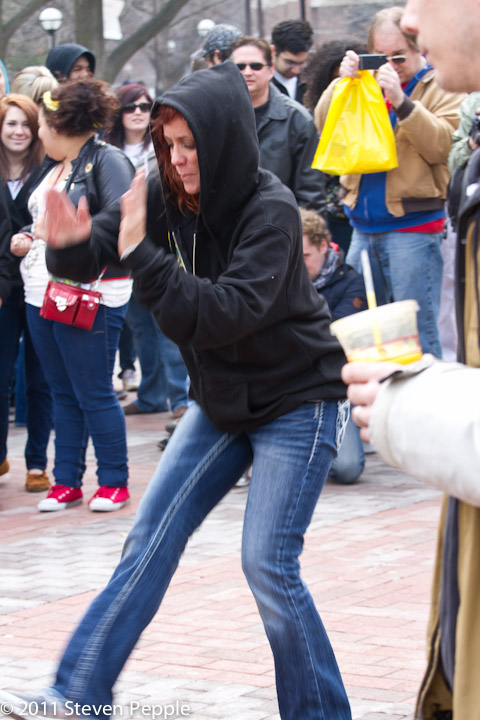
[
  {"left": 255, "top": 83, "right": 326, "bottom": 215},
  {"left": 39, "top": 136, "right": 134, "bottom": 281}
]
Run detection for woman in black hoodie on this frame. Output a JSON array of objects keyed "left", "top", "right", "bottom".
[{"left": 3, "top": 63, "right": 352, "bottom": 720}]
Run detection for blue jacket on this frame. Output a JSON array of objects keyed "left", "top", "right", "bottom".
[{"left": 317, "top": 263, "right": 366, "bottom": 321}]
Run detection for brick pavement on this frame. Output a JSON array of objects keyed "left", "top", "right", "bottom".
[{"left": 0, "top": 405, "right": 442, "bottom": 720}]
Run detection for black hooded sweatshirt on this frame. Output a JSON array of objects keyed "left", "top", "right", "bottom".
[{"left": 47, "top": 62, "right": 346, "bottom": 433}]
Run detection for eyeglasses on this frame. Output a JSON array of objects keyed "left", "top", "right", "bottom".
[
  {"left": 279, "top": 57, "right": 307, "bottom": 68},
  {"left": 235, "top": 62, "right": 267, "bottom": 72},
  {"left": 123, "top": 102, "right": 152, "bottom": 114},
  {"left": 386, "top": 55, "right": 407, "bottom": 65}
]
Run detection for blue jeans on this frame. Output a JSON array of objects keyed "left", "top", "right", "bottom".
[
  {"left": 0, "top": 286, "right": 52, "bottom": 469},
  {"left": 26, "top": 303, "right": 129, "bottom": 488},
  {"left": 347, "top": 229, "right": 444, "bottom": 357},
  {"left": 329, "top": 414, "right": 365, "bottom": 485},
  {"left": 126, "top": 296, "right": 188, "bottom": 412},
  {"left": 117, "top": 321, "right": 136, "bottom": 375},
  {"left": 53, "top": 401, "right": 351, "bottom": 720}
]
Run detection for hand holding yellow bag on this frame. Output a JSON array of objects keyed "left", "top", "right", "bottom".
[{"left": 312, "top": 70, "right": 398, "bottom": 175}]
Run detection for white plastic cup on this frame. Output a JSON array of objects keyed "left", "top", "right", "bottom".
[{"left": 331, "top": 300, "right": 422, "bottom": 364}]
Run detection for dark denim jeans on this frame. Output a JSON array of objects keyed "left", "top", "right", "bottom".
[
  {"left": 117, "top": 321, "right": 136, "bottom": 376},
  {"left": 126, "top": 296, "right": 188, "bottom": 413},
  {"left": 0, "top": 286, "right": 52, "bottom": 469},
  {"left": 53, "top": 400, "right": 351, "bottom": 720},
  {"left": 26, "top": 303, "right": 128, "bottom": 488}
]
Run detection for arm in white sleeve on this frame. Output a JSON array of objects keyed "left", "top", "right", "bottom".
[{"left": 370, "top": 361, "right": 480, "bottom": 506}]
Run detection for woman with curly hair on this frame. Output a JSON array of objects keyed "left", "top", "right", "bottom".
[{"left": 11, "top": 78, "right": 135, "bottom": 512}]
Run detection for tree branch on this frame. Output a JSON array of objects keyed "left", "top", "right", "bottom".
[
  {"left": 104, "top": 0, "right": 192, "bottom": 82},
  {"left": 4, "top": 0, "right": 48, "bottom": 39}
]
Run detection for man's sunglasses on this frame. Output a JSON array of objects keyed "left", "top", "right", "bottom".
[
  {"left": 123, "top": 102, "right": 152, "bottom": 114},
  {"left": 386, "top": 55, "right": 407, "bottom": 65},
  {"left": 235, "top": 62, "right": 267, "bottom": 72}
]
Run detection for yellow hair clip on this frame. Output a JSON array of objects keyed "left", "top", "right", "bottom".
[{"left": 43, "top": 91, "right": 60, "bottom": 112}]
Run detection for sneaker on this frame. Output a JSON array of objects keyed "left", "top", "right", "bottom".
[
  {"left": 0, "top": 457, "right": 9, "bottom": 477},
  {"left": 0, "top": 687, "right": 74, "bottom": 720},
  {"left": 25, "top": 470, "right": 51, "bottom": 493},
  {"left": 122, "top": 368, "right": 138, "bottom": 392},
  {"left": 116, "top": 388, "right": 128, "bottom": 401},
  {"left": 235, "top": 473, "right": 250, "bottom": 488},
  {"left": 37, "top": 485, "right": 83, "bottom": 512},
  {"left": 88, "top": 486, "right": 130, "bottom": 512}
]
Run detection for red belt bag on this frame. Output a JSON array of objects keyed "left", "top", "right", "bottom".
[{"left": 40, "top": 280, "right": 102, "bottom": 331}]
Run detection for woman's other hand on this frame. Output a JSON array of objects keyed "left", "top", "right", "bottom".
[
  {"left": 10, "top": 233, "right": 33, "bottom": 257},
  {"left": 36, "top": 190, "right": 92, "bottom": 248}
]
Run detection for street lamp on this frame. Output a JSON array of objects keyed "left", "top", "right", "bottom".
[
  {"left": 39, "top": 7, "right": 63, "bottom": 49},
  {"left": 197, "top": 19, "right": 215, "bottom": 37}
]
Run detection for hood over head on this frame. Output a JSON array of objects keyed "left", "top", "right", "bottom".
[
  {"left": 46, "top": 43, "right": 95, "bottom": 80},
  {"left": 150, "top": 61, "right": 259, "bottom": 228}
]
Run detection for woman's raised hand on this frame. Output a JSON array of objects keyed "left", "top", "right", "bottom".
[
  {"left": 36, "top": 189, "right": 92, "bottom": 249},
  {"left": 118, "top": 169, "right": 147, "bottom": 258}
]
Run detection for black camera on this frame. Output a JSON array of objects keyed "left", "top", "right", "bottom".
[{"left": 358, "top": 54, "right": 387, "bottom": 70}]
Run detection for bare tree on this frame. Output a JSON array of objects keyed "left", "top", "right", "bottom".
[
  {"left": 73, "top": 0, "right": 194, "bottom": 82},
  {"left": 0, "top": 0, "right": 47, "bottom": 59}
]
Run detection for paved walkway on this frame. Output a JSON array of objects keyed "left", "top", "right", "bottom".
[{"left": 0, "top": 402, "right": 442, "bottom": 720}]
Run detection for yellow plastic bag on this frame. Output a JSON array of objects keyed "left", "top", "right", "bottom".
[{"left": 312, "top": 70, "right": 398, "bottom": 175}]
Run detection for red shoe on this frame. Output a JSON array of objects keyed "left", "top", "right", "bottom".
[
  {"left": 88, "top": 486, "right": 130, "bottom": 512},
  {"left": 38, "top": 484, "right": 83, "bottom": 512}
]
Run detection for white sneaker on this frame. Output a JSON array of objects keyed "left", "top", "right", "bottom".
[{"left": 122, "top": 369, "right": 138, "bottom": 392}]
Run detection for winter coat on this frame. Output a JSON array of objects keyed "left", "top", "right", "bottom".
[
  {"left": 367, "top": 139, "right": 480, "bottom": 720},
  {"left": 0, "top": 171, "right": 40, "bottom": 301},
  {"left": 47, "top": 62, "right": 347, "bottom": 434},
  {"left": 256, "top": 83, "right": 326, "bottom": 215},
  {"left": 272, "top": 74, "right": 307, "bottom": 105},
  {"left": 314, "top": 69, "right": 463, "bottom": 218},
  {"left": 317, "top": 262, "right": 366, "bottom": 321}
]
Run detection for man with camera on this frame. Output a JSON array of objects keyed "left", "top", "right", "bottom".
[{"left": 314, "top": 5, "right": 463, "bottom": 358}]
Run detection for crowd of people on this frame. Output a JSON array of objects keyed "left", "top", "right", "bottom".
[{"left": 0, "top": 3, "right": 478, "bottom": 718}]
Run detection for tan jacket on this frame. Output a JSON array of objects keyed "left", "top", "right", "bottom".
[{"left": 314, "top": 70, "right": 463, "bottom": 218}]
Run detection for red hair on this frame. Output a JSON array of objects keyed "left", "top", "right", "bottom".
[
  {"left": 0, "top": 93, "right": 44, "bottom": 183},
  {"left": 151, "top": 105, "right": 199, "bottom": 215}
]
